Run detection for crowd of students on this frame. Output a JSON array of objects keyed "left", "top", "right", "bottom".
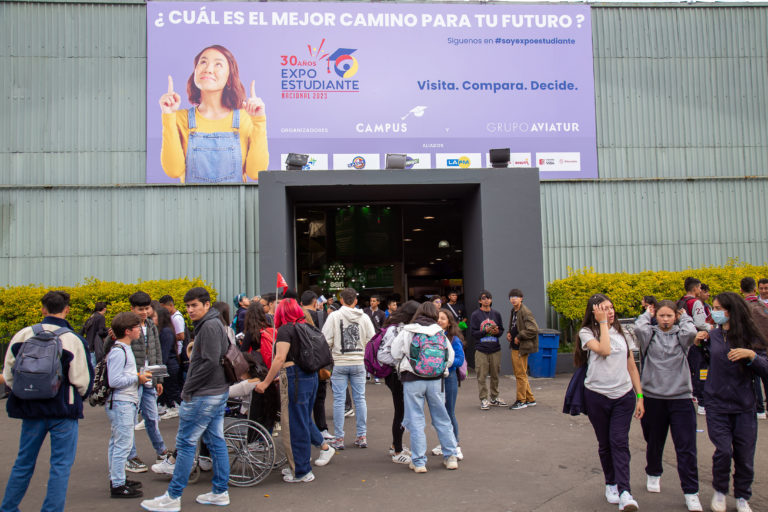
[
  {"left": 573, "top": 276, "right": 768, "bottom": 512},
  {"left": 1, "top": 278, "right": 766, "bottom": 512}
]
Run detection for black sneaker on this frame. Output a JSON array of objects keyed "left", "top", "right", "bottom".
[
  {"left": 509, "top": 400, "right": 528, "bottom": 410},
  {"left": 110, "top": 484, "right": 143, "bottom": 499},
  {"left": 525, "top": 400, "right": 537, "bottom": 407},
  {"left": 125, "top": 479, "right": 143, "bottom": 489}
]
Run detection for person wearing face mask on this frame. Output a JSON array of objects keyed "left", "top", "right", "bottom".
[
  {"left": 634, "top": 300, "right": 702, "bottom": 512},
  {"left": 697, "top": 292, "right": 768, "bottom": 512}
]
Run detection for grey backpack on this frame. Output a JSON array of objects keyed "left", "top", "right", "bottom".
[{"left": 11, "top": 324, "right": 67, "bottom": 400}]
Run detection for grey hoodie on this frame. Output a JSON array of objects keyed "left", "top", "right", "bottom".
[
  {"left": 322, "top": 306, "right": 376, "bottom": 366},
  {"left": 634, "top": 311, "right": 697, "bottom": 400},
  {"left": 182, "top": 308, "right": 230, "bottom": 401}
]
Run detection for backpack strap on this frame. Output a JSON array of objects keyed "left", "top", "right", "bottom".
[{"left": 31, "top": 324, "right": 44, "bottom": 335}]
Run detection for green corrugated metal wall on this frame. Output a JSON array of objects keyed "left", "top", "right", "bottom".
[{"left": 1, "top": 2, "right": 767, "bottom": 315}]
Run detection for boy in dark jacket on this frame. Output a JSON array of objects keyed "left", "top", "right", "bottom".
[
  {"left": 1, "top": 291, "right": 93, "bottom": 512},
  {"left": 470, "top": 290, "right": 506, "bottom": 410},
  {"left": 506, "top": 289, "right": 539, "bottom": 410}
]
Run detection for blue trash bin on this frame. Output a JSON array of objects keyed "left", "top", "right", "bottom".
[{"left": 528, "top": 329, "right": 560, "bottom": 378}]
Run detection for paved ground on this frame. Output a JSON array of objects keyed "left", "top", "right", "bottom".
[{"left": 0, "top": 375, "right": 766, "bottom": 512}]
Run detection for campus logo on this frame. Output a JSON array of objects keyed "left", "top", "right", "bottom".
[
  {"left": 447, "top": 156, "right": 471, "bottom": 168},
  {"left": 348, "top": 156, "right": 366, "bottom": 169},
  {"left": 401, "top": 106, "right": 428, "bottom": 120}
]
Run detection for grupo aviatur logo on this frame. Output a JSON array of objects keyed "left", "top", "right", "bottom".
[
  {"left": 447, "top": 156, "right": 471, "bottom": 169},
  {"left": 348, "top": 156, "right": 366, "bottom": 169}
]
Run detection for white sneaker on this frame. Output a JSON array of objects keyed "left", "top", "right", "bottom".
[
  {"left": 391, "top": 452, "right": 411, "bottom": 464},
  {"left": 135, "top": 419, "right": 146, "bottom": 431},
  {"left": 283, "top": 471, "right": 315, "bottom": 483},
  {"left": 431, "top": 445, "right": 443, "bottom": 456},
  {"left": 684, "top": 493, "right": 703, "bottom": 512},
  {"left": 198, "top": 456, "right": 212, "bottom": 472},
  {"left": 737, "top": 498, "right": 752, "bottom": 512},
  {"left": 455, "top": 446, "right": 464, "bottom": 461},
  {"left": 151, "top": 457, "right": 175, "bottom": 475},
  {"left": 605, "top": 485, "right": 620, "bottom": 504},
  {"left": 618, "top": 491, "right": 638, "bottom": 511},
  {"left": 157, "top": 405, "right": 168, "bottom": 416},
  {"left": 697, "top": 406, "right": 706, "bottom": 415},
  {"left": 646, "top": 474, "right": 661, "bottom": 493},
  {"left": 756, "top": 412, "right": 767, "bottom": 420},
  {"left": 196, "top": 491, "right": 230, "bottom": 506},
  {"left": 321, "top": 429, "right": 334, "bottom": 440},
  {"left": 443, "top": 455, "right": 458, "bottom": 470},
  {"left": 314, "top": 446, "right": 335, "bottom": 467},
  {"left": 480, "top": 399, "right": 490, "bottom": 410},
  {"left": 141, "top": 492, "right": 181, "bottom": 512},
  {"left": 281, "top": 467, "right": 293, "bottom": 477},
  {"left": 163, "top": 407, "right": 179, "bottom": 420},
  {"left": 710, "top": 491, "right": 726, "bottom": 512}
]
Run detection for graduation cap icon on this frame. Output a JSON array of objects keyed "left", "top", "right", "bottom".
[{"left": 327, "top": 48, "right": 358, "bottom": 78}]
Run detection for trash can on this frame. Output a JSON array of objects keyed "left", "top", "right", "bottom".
[{"left": 528, "top": 328, "right": 560, "bottom": 378}]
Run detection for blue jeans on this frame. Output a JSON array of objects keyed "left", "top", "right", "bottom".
[
  {"left": 330, "top": 364, "right": 367, "bottom": 439},
  {"left": 444, "top": 370, "right": 460, "bottom": 443},
  {"left": 168, "top": 392, "right": 229, "bottom": 499},
  {"left": 403, "top": 378, "right": 457, "bottom": 467},
  {"left": 130, "top": 385, "right": 166, "bottom": 459},
  {"left": 1, "top": 418, "right": 79, "bottom": 512},
  {"left": 106, "top": 400, "right": 138, "bottom": 486},
  {"left": 285, "top": 365, "right": 325, "bottom": 478}
]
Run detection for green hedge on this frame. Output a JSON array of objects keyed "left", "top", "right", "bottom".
[
  {"left": 0, "top": 277, "right": 217, "bottom": 344},
  {"left": 547, "top": 259, "right": 768, "bottom": 345}
]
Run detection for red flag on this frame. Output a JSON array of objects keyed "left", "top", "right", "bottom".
[{"left": 276, "top": 272, "right": 288, "bottom": 293}]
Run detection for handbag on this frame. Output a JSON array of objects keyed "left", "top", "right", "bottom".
[{"left": 222, "top": 341, "right": 249, "bottom": 385}]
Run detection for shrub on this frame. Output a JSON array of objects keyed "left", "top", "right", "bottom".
[
  {"left": 547, "top": 258, "right": 768, "bottom": 346},
  {"left": 0, "top": 278, "right": 217, "bottom": 362}
]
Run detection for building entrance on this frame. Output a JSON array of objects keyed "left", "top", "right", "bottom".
[{"left": 294, "top": 202, "right": 464, "bottom": 304}]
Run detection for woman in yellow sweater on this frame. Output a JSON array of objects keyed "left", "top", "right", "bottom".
[{"left": 159, "top": 44, "right": 269, "bottom": 183}]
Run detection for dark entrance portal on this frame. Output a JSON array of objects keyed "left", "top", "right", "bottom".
[
  {"left": 258, "top": 168, "right": 544, "bottom": 375},
  {"left": 295, "top": 202, "right": 464, "bottom": 303}
]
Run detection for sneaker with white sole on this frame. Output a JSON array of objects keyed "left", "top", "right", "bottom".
[
  {"left": 618, "top": 491, "right": 638, "bottom": 511},
  {"left": 605, "top": 484, "right": 620, "bottom": 504},
  {"left": 344, "top": 408, "right": 355, "bottom": 417},
  {"left": 408, "top": 463, "right": 427, "bottom": 473},
  {"left": 281, "top": 467, "right": 293, "bottom": 477},
  {"left": 480, "top": 399, "right": 490, "bottom": 410},
  {"left": 196, "top": 491, "right": 230, "bottom": 506},
  {"left": 489, "top": 398, "right": 507, "bottom": 407},
  {"left": 525, "top": 400, "right": 537, "bottom": 407},
  {"left": 710, "top": 491, "right": 726, "bottom": 512},
  {"left": 151, "top": 457, "right": 175, "bottom": 475},
  {"left": 314, "top": 446, "right": 335, "bottom": 467},
  {"left": 330, "top": 438, "right": 344, "bottom": 450},
  {"left": 140, "top": 492, "right": 181, "bottom": 512},
  {"left": 455, "top": 446, "right": 464, "bottom": 461},
  {"left": 431, "top": 445, "right": 443, "bottom": 456},
  {"left": 389, "top": 446, "right": 411, "bottom": 456},
  {"left": 509, "top": 400, "right": 528, "bottom": 410},
  {"left": 391, "top": 452, "right": 411, "bottom": 464},
  {"left": 283, "top": 471, "right": 315, "bottom": 483},
  {"left": 135, "top": 419, "right": 146, "bottom": 431},
  {"left": 737, "top": 498, "right": 753, "bottom": 512},
  {"left": 697, "top": 405, "right": 706, "bottom": 415},
  {"left": 162, "top": 407, "right": 179, "bottom": 420},
  {"left": 126, "top": 457, "right": 148, "bottom": 473},
  {"left": 684, "top": 493, "right": 703, "bottom": 512},
  {"left": 320, "top": 429, "right": 334, "bottom": 440},
  {"left": 443, "top": 455, "right": 458, "bottom": 470},
  {"left": 646, "top": 474, "right": 661, "bottom": 493},
  {"left": 198, "top": 456, "right": 212, "bottom": 472}
]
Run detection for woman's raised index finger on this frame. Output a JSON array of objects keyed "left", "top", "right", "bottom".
[
  {"left": 250, "top": 80, "right": 256, "bottom": 98},
  {"left": 168, "top": 75, "right": 174, "bottom": 94}
]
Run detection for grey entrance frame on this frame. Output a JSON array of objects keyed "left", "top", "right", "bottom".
[{"left": 258, "top": 168, "right": 544, "bottom": 375}]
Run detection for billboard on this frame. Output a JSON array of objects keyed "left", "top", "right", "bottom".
[{"left": 147, "top": 2, "right": 596, "bottom": 183}]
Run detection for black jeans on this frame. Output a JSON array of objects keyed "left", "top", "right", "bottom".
[
  {"left": 584, "top": 388, "right": 636, "bottom": 494},
  {"left": 640, "top": 397, "right": 699, "bottom": 494},
  {"left": 313, "top": 380, "right": 328, "bottom": 431},
  {"left": 706, "top": 411, "right": 757, "bottom": 500},
  {"left": 384, "top": 372, "right": 405, "bottom": 453}
]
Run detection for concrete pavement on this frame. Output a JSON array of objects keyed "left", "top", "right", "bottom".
[{"left": 0, "top": 375, "right": 765, "bottom": 512}]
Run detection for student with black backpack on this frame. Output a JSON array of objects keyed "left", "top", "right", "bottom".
[{"left": 1, "top": 291, "right": 94, "bottom": 512}]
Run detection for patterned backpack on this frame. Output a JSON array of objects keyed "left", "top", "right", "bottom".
[{"left": 408, "top": 331, "right": 449, "bottom": 379}]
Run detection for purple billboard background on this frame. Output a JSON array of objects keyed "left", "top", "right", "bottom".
[{"left": 147, "top": 2, "right": 596, "bottom": 182}]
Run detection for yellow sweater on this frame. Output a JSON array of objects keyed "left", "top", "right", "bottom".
[{"left": 161, "top": 109, "right": 269, "bottom": 183}]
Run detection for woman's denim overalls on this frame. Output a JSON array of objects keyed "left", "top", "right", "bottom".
[{"left": 185, "top": 107, "right": 243, "bottom": 183}]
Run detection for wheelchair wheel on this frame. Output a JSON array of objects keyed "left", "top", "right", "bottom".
[
  {"left": 224, "top": 419, "right": 275, "bottom": 487},
  {"left": 272, "top": 430, "right": 287, "bottom": 469},
  {"left": 188, "top": 462, "right": 201, "bottom": 484}
]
